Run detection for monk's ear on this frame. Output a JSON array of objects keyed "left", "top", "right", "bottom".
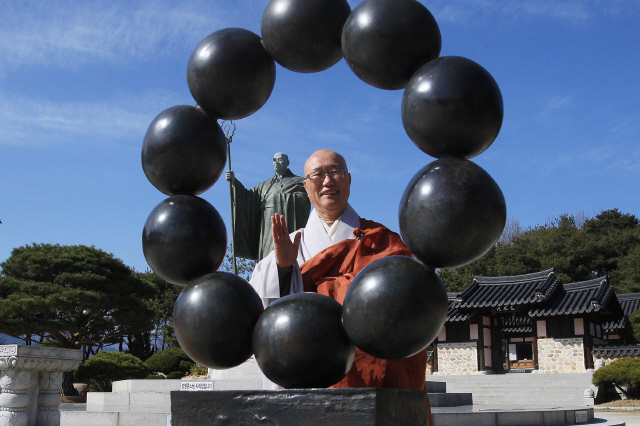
[{"left": 303, "top": 178, "right": 309, "bottom": 192}]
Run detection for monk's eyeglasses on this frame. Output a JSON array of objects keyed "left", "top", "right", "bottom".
[{"left": 305, "top": 168, "right": 348, "bottom": 183}]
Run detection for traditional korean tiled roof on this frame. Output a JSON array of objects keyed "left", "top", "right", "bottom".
[
  {"left": 603, "top": 293, "right": 640, "bottom": 332},
  {"left": 446, "top": 292, "right": 471, "bottom": 322},
  {"left": 501, "top": 316, "right": 532, "bottom": 333},
  {"left": 529, "top": 277, "right": 620, "bottom": 317},
  {"left": 453, "top": 268, "right": 561, "bottom": 310},
  {"left": 592, "top": 344, "right": 640, "bottom": 358}
]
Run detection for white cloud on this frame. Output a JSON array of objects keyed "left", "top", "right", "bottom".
[
  {"left": 606, "top": 114, "right": 640, "bottom": 171},
  {"left": 427, "top": 0, "right": 639, "bottom": 24},
  {"left": 2, "top": 0, "right": 637, "bottom": 74},
  {"left": 538, "top": 95, "right": 573, "bottom": 119},
  {"left": 0, "top": 89, "right": 182, "bottom": 147},
  {"left": 500, "top": 1, "right": 590, "bottom": 21},
  {"left": 0, "top": 0, "right": 247, "bottom": 71}
]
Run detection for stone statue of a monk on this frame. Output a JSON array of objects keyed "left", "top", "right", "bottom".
[{"left": 226, "top": 152, "right": 311, "bottom": 261}]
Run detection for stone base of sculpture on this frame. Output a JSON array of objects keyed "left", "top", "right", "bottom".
[
  {"left": 0, "top": 345, "right": 83, "bottom": 426},
  {"left": 170, "top": 388, "right": 427, "bottom": 426}
]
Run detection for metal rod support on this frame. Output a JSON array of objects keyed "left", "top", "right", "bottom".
[{"left": 222, "top": 120, "right": 238, "bottom": 275}]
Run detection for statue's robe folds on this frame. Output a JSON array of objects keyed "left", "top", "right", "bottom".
[
  {"left": 249, "top": 204, "right": 430, "bottom": 394},
  {"left": 232, "top": 169, "right": 310, "bottom": 261}
]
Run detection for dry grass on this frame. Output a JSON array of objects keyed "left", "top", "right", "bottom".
[
  {"left": 181, "top": 374, "right": 207, "bottom": 380},
  {"left": 597, "top": 399, "right": 640, "bottom": 407}
]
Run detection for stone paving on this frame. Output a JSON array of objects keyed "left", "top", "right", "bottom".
[
  {"left": 595, "top": 409, "right": 640, "bottom": 426},
  {"left": 59, "top": 402, "right": 626, "bottom": 425}
]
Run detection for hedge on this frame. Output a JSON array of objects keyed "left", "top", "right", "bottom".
[
  {"left": 75, "top": 351, "right": 149, "bottom": 391},
  {"left": 145, "top": 347, "right": 194, "bottom": 375},
  {"left": 593, "top": 357, "right": 640, "bottom": 399}
]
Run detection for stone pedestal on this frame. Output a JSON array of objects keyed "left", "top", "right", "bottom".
[
  {"left": 171, "top": 388, "right": 428, "bottom": 426},
  {"left": 0, "top": 345, "right": 83, "bottom": 426}
]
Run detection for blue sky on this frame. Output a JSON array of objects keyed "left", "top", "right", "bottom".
[{"left": 1, "top": 0, "right": 639, "bottom": 273}]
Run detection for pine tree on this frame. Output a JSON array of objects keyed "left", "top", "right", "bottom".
[{"left": 0, "top": 243, "right": 156, "bottom": 394}]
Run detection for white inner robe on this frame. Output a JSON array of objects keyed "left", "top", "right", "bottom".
[
  {"left": 248, "top": 204, "right": 360, "bottom": 390},
  {"left": 249, "top": 203, "right": 360, "bottom": 308}
]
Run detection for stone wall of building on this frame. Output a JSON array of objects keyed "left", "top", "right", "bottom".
[
  {"left": 436, "top": 342, "right": 478, "bottom": 375},
  {"left": 593, "top": 357, "right": 616, "bottom": 367},
  {"left": 593, "top": 354, "right": 640, "bottom": 367},
  {"left": 537, "top": 338, "right": 585, "bottom": 373}
]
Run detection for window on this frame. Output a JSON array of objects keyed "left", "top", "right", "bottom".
[
  {"left": 546, "top": 317, "right": 574, "bottom": 338},
  {"left": 446, "top": 323, "right": 471, "bottom": 342},
  {"left": 516, "top": 343, "right": 533, "bottom": 360}
]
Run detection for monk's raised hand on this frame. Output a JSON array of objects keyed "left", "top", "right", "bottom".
[{"left": 272, "top": 213, "right": 301, "bottom": 268}]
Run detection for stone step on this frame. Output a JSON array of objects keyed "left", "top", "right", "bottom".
[
  {"left": 61, "top": 411, "right": 170, "bottom": 426},
  {"left": 426, "top": 374, "right": 592, "bottom": 383},
  {"left": 89, "top": 389, "right": 470, "bottom": 410},
  {"left": 453, "top": 398, "right": 585, "bottom": 405},
  {"left": 436, "top": 381, "right": 591, "bottom": 386},
  {"left": 425, "top": 374, "right": 594, "bottom": 409},
  {"left": 472, "top": 397, "right": 584, "bottom": 403},
  {"left": 61, "top": 412, "right": 625, "bottom": 426},
  {"left": 439, "top": 389, "right": 587, "bottom": 397},
  {"left": 110, "top": 377, "right": 261, "bottom": 393},
  {"left": 463, "top": 392, "right": 585, "bottom": 399},
  {"left": 429, "top": 392, "right": 473, "bottom": 407},
  {"left": 425, "top": 381, "right": 446, "bottom": 393},
  {"left": 440, "top": 383, "right": 591, "bottom": 392},
  {"left": 431, "top": 408, "right": 620, "bottom": 426},
  {"left": 210, "top": 378, "right": 262, "bottom": 390},
  {"left": 435, "top": 384, "right": 589, "bottom": 390},
  {"left": 206, "top": 370, "right": 261, "bottom": 381},
  {"left": 111, "top": 379, "right": 187, "bottom": 393},
  {"left": 448, "top": 389, "right": 588, "bottom": 396},
  {"left": 427, "top": 377, "right": 593, "bottom": 384},
  {"left": 61, "top": 411, "right": 624, "bottom": 426},
  {"left": 87, "top": 392, "right": 169, "bottom": 409},
  {"left": 90, "top": 378, "right": 263, "bottom": 410},
  {"left": 207, "top": 357, "right": 262, "bottom": 380},
  {"left": 432, "top": 377, "right": 592, "bottom": 383}
]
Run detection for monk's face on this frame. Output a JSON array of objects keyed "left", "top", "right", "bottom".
[{"left": 303, "top": 150, "right": 351, "bottom": 221}]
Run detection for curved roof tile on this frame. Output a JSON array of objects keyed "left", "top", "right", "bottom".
[
  {"left": 529, "top": 277, "right": 621, "bottom": 318},
  {"left": 454, "top": 268, "right": 561, "bottom": 309}
]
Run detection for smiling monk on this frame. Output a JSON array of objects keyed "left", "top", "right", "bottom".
[{"left": 249, "top": 150, "right": 431, "bottom": 413}]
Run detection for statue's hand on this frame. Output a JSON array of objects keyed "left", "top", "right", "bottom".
[
  {"left": 272, "top": 213, "right": 301, "bottom": 268},
  {"left": 226, "top": 170, "right": 234, "bottom": 182}
]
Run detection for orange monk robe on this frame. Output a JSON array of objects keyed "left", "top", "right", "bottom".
[{"left": 300, "top": 218, "right": 431, "bottom": 392}]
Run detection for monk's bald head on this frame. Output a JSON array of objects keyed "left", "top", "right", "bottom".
[
  {"left": 304, "top": 150, "right": 348, "bottom": 177},
  {"left": 303, "top": 150, "right": 351, "bottom": 224}
]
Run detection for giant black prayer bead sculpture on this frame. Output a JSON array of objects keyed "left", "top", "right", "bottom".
[
  {"left": 173, "top": 272, "right": 264, "bottom": 369},
  {"left": 253, "top": 293, "right": 356, "bottom": 388},
  {"left": 402, "top": 56, "right": 504, "bottom": 159},
  {"left": 342, "top": 255, "right": 447, "bottom": 360},
  {"left": 399, "top": 157, "right": 506, "bottom": 269},
  {"left": 143, "top": 195, "right": 227, "bottom": 286},
  {"left": 341, "top": 0, "right": 441, "bottom": 90},
  {"left": 142, "top": 105, "right": 227, "bottom": 196},
  {"left": 187, "top": 28, "right": 276, "bottom": 120},
  {"left": 261, "top": 0, "right": 351, "bottom": 73},
  {"left": 138, "top": 0, "right": 506, "bottom": 381}
]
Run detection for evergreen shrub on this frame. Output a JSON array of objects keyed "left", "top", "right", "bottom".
[
  {"left": 145, "top": 347, "right": 194, "bottom": 375},
  {"left": 75, "top": 351, "right": 150, "bottom": 392},
  {"left": 167, "top": 371, "right": 186, "bottom": 379},
  {"left": 179, "top": 360, "right": 194, "bottom": 373},
  {"left": 593, "top": 358, "right": 640, "bottom": 398},
  {"left": 190, "top": 365, "right": 208, "bottom": 376}
]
